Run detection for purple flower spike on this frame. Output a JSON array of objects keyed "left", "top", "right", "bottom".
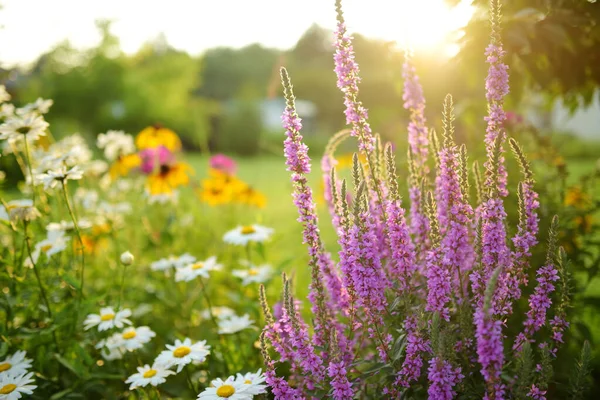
[
  {"left": 333, "top": 8, "right": 375, "bottom": 153},
  {"left": 427, "top": 357, "right": 464, "bottom": 400}
]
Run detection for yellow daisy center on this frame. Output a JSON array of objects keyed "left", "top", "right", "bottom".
[
  {"left": 143, "top": 369, "right": 157, "bottom": 378},
  {"left": 122, "top": 330, "right": 137, "bottom": 340},
  {"left": 0, "top": 363, "right": 11, "bottom": 372},
  {"left": 0, "top": 384, "right": 16, "bottom": 394},
  {"left": 173, "top": 346, "right": 191, "bottom": 358},
  {"left": 248, "top": 268, "right": 258, "bottom": 276},
  {"left": 240, "top": 226, "right": 255, "bottom": 235},
  {"left": 101, "top": 313, "right": 115, "bottom": 321},
  {"left": 244, "top": 379, "right": 252, "bottom": 384},
  {"left": 216, "top": 384, "right": 236, "bottom": 397},
  {"left": 192, "top": 263, "right": 204, "bottom": 270},
  {"left": 41, "top": 244, "right": 53, "bottom": 253}
]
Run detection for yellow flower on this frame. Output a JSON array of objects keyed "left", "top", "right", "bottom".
[
  {"left": 136, "top": 125, "right": 182, "bottom": 152},
  {"left": 109, "top": 154, "right": 141, "bottom": 179},
  {"left": 575, "top": 215, "right": 593, "bottom": 234},
  {"left": 75, "top": 235, "right": 107, "bottom": 255},
  {"left": 146, "top": 163, "right": 192, "bottom": 195},
  {"left": 237, "top": 185, "right": 267, "bottom": 208},
  {"left": 197, "top": 179, "right": 234, "bottom": 206},
  {"left": 565, "top": 186, "right": 591, "bottom": 209}
]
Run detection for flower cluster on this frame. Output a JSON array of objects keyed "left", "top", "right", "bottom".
[
  {"left": 198, "top": 162, "right": 267, "bottom": 208},
  {"left": 0, "top": 351, "right": 37, "bottom": 399},
  {"left": 258, "top": 1, "right": 575, "bottom": 399}
]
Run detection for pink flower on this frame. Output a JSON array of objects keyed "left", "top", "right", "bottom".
[
  {"left": 209, "top": 154, "right": 237, "bottom": 175},
  {"left": 139, "top": 146, "right": 173, "bottom": 174}
]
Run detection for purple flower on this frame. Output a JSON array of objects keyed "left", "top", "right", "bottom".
[
  {"left": 427, "top": 357, "right": 464, "bottom": 400},
  {"left": 209, "top": 153, "right": 237, "bottom": 175},
  {"left": 327, "top": 361, "right": 354, "bottom": 399},
  {"left": 508, "top": 181, "right": 540, "bottom": 302},
  {"left": 409, "top": 186, "right": 430, "bottom": 266},
  {"left": 436, "top": 147, "right": 474, "bottom": 298},
  {"left": 333, "top": 17, "right": 374, "bottom": 152},
  {"left": 139, "top": 145, "right": 173, "bottom": 174},
  {"left": 265, "top": 366, "right": 306, "bottom": 400},
  {"left": 549, "top": 315, "right": 569, "bottom": 356},
  {"left": 483, "top": 43, "right": 510, "bottom": 197},
  {"left": 527, "top": 384, "right": 547, "bottom": 400},
  {"left": 402, "top": 59, "right": 429, "bottom": 173},
  {"left": 425, "top": 245, "right": 452, "bottom": 321},
  {"left": 396, "top": 316, "right": 429, "bottom": 387},
  {"left": 403, "top": 58, "right": 430, "bottom": 263},
  {"left": 475, "top": 308, "right": 505, "bottom": 400},
  {"left": 514, "top": 264, "right": 559, "bottom": 352},
  {"left": 470, "top": 197, "right": 510, "bottom": 312},
  {"left": 384, "top": 196, "right": 416, "bottom": 291},
  {"left": 281, "top": 70, "right": 347, "bottom": 318},
  {"left": 339, "top": 212, "right": 388, "bottom": 318}
]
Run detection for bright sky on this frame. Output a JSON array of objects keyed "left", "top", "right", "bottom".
[{"left": 0, "top": 0, "right": 474, "bottom": 67}]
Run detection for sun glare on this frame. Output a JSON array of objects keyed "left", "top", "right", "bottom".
[{"left": 353, "top": 0, "right": 474, "bottom": 54}]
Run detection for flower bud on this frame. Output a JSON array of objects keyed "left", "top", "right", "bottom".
[{"left": 120, "top": 251, "right": 134, "bottom": 266}]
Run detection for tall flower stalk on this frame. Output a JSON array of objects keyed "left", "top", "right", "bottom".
[{"left": 259, "top": 1, "right": 577, "bottom": 398}]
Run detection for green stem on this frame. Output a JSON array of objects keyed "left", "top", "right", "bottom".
[
  {"left": 61, "top": 180, "right": 85, "bottom": 298},
  {"left": 24, "top": 222, "right": 60, "bottom": 351},
  {"left": 117, "top": 264, "right": 127, "bottom": 310},
  {"left": 22, "top": 135, "right": 36, "bottom": 205},
  {"left": 184, "top": 367, "right": 196, "bottom": 393},
  {"left": 197, "top": 277, "right": 234, "bottom": 372},
  {"left": 245, "top": 242, "right": 252, "bottom": 264}
]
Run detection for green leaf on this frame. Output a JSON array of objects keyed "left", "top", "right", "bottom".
[
  {"left": 50, "top": 388, "right": 73, "bottom": 400},
  {"left": 62, "top": 274, "right": 81, "bottom": 290},
  {"left": 53, "top": 353, "right": 85, "bottom": 378}
]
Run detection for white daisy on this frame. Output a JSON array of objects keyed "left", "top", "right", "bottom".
[
  {"left": 0, "top": 104, "right": 15, "bottom": 121},
  {"left": 0, "top": 351, "right": 32, "bottom": 377},
  {"left": 197, "top": 377, "right": 251, "bottom": 400},
  {"left": 125, "top": 364, "right": 175, "bottom": 390},
  {"left": 155, "top": 338, "right": 210, "bottom": 373},
  {"left": 175, "top": 256, "right": 221, "bottom": 282},
  {"left": 200, "top": 306, "right": 236, "bottom": 321},
  {"left": 151, "top": 253, "right": 196, "bottom": 272},
  {"left": 1, "top": 200, "right": 40, "bottom": 223},
  {"left": 0, "top": 86, "right": 10, "bottom": 103},
  {"left": 232, "top": 264, "right": 273, "bottom": 286},
  {"left": 217, "top": 314, "right": 255, "bottom": 335},
  {"left": 223, "top": 224, "right": 273, "bottom": 246},
  {"left": 95, "top": 337, "right": 125, "bottom": 361},
  {"left": 112, "top": 326, "right": 156, "bottom": 351},
  {"left": 234, "top": 369, "right": 267, "bottom": 395},
  {"left": 16, "top": 98, "right": 53, "bottom": 116},
  {"left": 37, "top": 165, "right": 84, "bottom": 190},
  {"left": 0, "top": 372, "right": 36, "bottom": 399},
  {"left": 25, "top": 230, "right": 70, "bottom": 266},
  {"left": 0, "top": 114, "right": 48, "bottom": 142},
  {"left": 97, "top": 130, "right": 135, "bottom": 161},
  {"left": 83, "top": 307, "right": 132, "bottom": 331},
  {"left": 83, "top": 160, "right": 109, "bottom": 177}
]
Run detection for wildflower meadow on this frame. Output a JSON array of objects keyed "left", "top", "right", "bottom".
[{"left": 1, "top": 0, "right": 599, "bottom": 399}]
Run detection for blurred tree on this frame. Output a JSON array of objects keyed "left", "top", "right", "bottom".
[
  {"left": 456, "top": 0, "right": 600, "bottom": 111},
  {"left": 198, "top": 44, "right": 280, "bottom": 100}
]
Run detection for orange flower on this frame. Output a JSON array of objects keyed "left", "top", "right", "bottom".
[{"left": 565, "top": 186, "right": 591, "bottom": 209}]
